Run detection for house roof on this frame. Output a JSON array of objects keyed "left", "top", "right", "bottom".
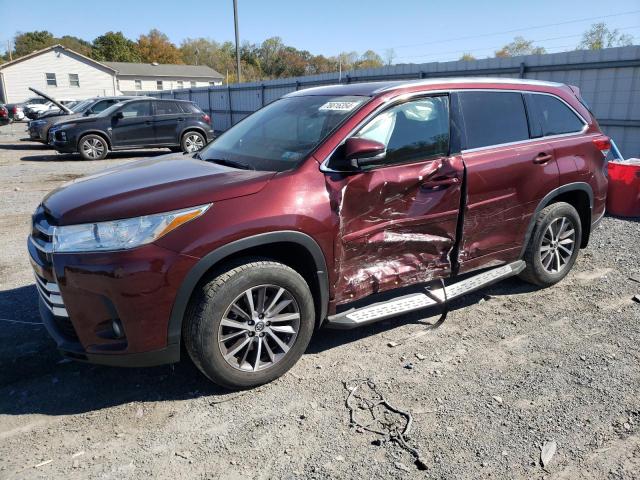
[
  {"left": 103, "top": 62, "right": 223, "bottom": 79},
  {"left": 0, "top": 44, "right": 117, "bottom": 72}
]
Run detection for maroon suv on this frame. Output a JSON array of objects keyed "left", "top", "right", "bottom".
[{"left": 29, "top": 78, "right": 609, "bottom": 389}]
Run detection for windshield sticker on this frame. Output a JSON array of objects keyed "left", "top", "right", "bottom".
[{"left": 318, "top": 101, "right": 361, "bottom": 112}]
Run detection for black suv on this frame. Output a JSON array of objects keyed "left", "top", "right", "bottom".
[
  {"left": 28, "top": 96, "right": 139, "bottom": 143},
  {"left": 48, "top": 98, "right": 214, "bottom": 160}
]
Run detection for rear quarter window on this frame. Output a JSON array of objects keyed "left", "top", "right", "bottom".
[
  {"left": 179, "top": 102, "right": 203, "bottom": 114},
  {"left": 459, "top": 91, "right": 529, "bottom": 149},
  {"left": 527, "top": 93, "right": 585, "bottom": 136}
]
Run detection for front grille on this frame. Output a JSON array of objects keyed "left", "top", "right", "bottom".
[
  {"left": 34, "top": 273, "right": 78, "bottom": 341},
  {"left": 30, "top": 207, "right": 55, "bottom": 264}
]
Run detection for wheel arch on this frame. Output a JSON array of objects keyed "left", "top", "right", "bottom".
[
  {"left": 180, "top": 126, "right": 207, "bottom": 143},
  {"left": 167, "top": 231, "right": 329, "bottom": 348},
  {"left": 77, "top": 130, "right": 112, "bottom": 150},
  {"left": 520, "top": 182, "right": 593, "bottom": 258}
]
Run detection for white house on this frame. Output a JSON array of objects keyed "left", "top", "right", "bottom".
[
  {"left": 103, "top": 62, "right": 223, "bottom": 94},
  {"left": 0, "top": 44, "right": 224, "bottom": 103},
  {"left": 0, "top": 45, "right": 118, "bottom": 103}
]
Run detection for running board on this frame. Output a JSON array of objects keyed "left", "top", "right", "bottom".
[{"left": 326, "top": 261, "right": 525, "bottom": 329}]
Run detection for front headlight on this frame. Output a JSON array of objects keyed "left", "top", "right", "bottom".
[{"left": 52, "top": 204, "right": 211, "bottom": 253}]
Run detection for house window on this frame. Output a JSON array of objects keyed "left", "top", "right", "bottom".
[
  {"left": 69, "top": 73, "right": 80, "bottom": 87},
  {"left": 190, "top": 81, "right": 197, "bottom": 88},
  {"left": 209, "top": 81, "right": 216, "bottom": 86},
  {"left": 46, "top": 73, "right": 57, "bottom": 87},
  {"left": 135, "top": 80, "right": 142, "bottom": 90},
  {"left": 157, "top": 80, "right": 163, "bottom": 90},
  {"left": 177, "top": 81, "right": 183, "bottom": 89}
]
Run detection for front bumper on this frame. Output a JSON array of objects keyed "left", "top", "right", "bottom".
[{"left": 28, "top": 229, "right": 198, "bottom": 367}]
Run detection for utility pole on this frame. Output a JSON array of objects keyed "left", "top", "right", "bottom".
[
  {"left": 233, "top": 0, "right": 241, "bottom": 83},
  {"left": 7, "top": 41, "right": 12, "bottom": 62}
]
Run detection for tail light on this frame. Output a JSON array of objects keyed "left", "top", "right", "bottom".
[
  {"left": 202, "top": 114, "right": 211, "bottom": 125},
  {"left": 593, "top": 137, "right": 611, "bottom": 157},
  {"left": 0, "top": 108, "right": 6, "bottom": 117}
]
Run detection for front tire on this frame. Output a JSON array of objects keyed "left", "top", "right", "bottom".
[
  {"left": 181, "top": 131, "right": 206, "bottom": 153},
  {"left": 78, "top": 134, "right": 108, "bottom": 160},
  {"left": 183, "top": 260, "right": 315, "bottom": 389},
  {"left": 519, "top": 202, "right": 582, "bottom": 287}
]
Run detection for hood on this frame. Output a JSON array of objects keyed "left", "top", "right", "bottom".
[
  {"left": 29, "top": 87, "right": 73, "bottom": 114},
  {"left": 41, "top": 153, "right": 277, "bottom": 225}
]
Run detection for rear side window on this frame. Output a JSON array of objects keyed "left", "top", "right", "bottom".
[
  {"left": 459, "top": 92, "right": 529, "bottom": 149},
  {"left": 179, "top": 102, "right": 203, "bottom": 114},
  {"left": 354, "top": 96, "right": 450, "bottom": 164},
  {"left": 527, "top": 93, "right": 585, "bottom": 136},
  {"left": 155, "top": 101, "right": 182, "bottom": 115}
]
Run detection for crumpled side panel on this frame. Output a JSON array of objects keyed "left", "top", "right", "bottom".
[{"left": 326, "top": 157, "right": 463, "bottom": 304}]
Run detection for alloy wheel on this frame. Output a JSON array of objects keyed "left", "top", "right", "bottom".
[
  {"left": 184, "top": 134, "right": 204, "bottom": 152},
  {"left": 539, "top": 216, "right": 576, "bottom": 274},
  {"left": 81, "top": 138, "right": 105, "bottom": 159},
  {"left": 218, "top": 284, "right": 301, "bottom": 372}
]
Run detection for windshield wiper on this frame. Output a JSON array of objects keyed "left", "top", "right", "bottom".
[{"left": 207, "top": 158, "right": 254, "bottom": 170}]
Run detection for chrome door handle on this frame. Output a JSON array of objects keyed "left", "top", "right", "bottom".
[{"left": 533, "top": 153, "right": 553, "bottom": 164}]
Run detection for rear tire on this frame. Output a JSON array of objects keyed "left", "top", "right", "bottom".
[
  {"left": 183, "top": 260, "right": 315, "bottom": 389},
  {"left": 181, "top": 131, "right": 206, "bottom": 153},
  {"left": 78, "top": 134, "right": 108, "bottom": 160},
  {"left": 519, "top": 202, "right": 582, "bottom": 287}
]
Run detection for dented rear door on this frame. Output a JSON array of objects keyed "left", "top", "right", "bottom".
[{"left": 325, "top": 94, "right": 463, "bottom": 303}]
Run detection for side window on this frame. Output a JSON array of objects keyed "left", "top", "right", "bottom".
[
  {"left": 90, "top": 100, "right": 114, "bottom": 113},
  {"left": 154, "top": 101, "right": 182, "bottom": 115},
  {"left": 528, "top": 94, "right": 585, "bottom": 136},
  {"left": 459, "top": 92, "right": 529, "bottom": 149},
  {"left": 179, "top": 102, "right": 203, "bottom": 114},
  {"left": 119, "top": 101, "right": 151, "bottom": 118},
  {"left": 353, "top": 96, "right": 450, "bottom": 164}
]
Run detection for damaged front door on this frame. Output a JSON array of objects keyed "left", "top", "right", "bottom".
[{"left": 325, "top": 95, "right": 463, "bottom": 303}]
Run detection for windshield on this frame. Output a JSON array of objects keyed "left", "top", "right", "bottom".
[{"left": 199, "top": 95, "right": 368, "bottom": 172}]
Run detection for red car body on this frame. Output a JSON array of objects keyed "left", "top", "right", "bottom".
[{"left": 29, "top": 78, "right": 608, "bottom": 367}]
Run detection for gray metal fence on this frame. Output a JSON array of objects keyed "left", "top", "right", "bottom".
[{"left": 148, "top": 45, "right": 640, "bottom": 157}]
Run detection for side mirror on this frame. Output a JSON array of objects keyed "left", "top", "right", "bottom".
[
  {"left": 84, "top": 110, "right": 93, "bottom": 116},
  {"left": 113, "top": 111, "right": 124, "bottom": 120},
  {"left": 330, "top": 137, "right": 386, "bottom": 170}
]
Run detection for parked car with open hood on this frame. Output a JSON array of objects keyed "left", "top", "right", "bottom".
[
  {"left": 48, "top": 98, "right": 213, "bottom": 159},
  {"left": 28, "top": 92, "right": 138, "bottom": 143},
  {"left": 30, "top": 78, "right": 609, "bottom": 389}
]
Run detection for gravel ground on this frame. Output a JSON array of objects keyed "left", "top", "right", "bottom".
[{"left": 1, "top": 123, "right": 639, "bottom": 480}]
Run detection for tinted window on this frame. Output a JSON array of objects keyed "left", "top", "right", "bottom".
[
  {"left": 529, "top": 94, "right": 584, "bottom": 136},
  {"left": 179, "top": 102, "right": 202, "bottom": 114},
  {"left": 354, "top": 96, "right": 449, "bottom": 164},
  {"left": 155, "top": 101, "right": 182, "bottom": 115},
  {"left": 119, "top": 101, "right": 151, "bottom": 118},
  {"left": 459, "top": 92, "right": 529, "bottom": 149},
  {"left": 91, "top": 99, "right": 118, "bottom": 113}
]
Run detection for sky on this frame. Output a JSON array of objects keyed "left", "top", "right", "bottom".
[{"left": 1, "top": 0, "right": 639, "bottom": 63}]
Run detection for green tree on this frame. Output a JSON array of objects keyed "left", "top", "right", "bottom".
[
  {"left": 355, "top": 50, "right": 384, "bottom": 69},
  {"left": 13, "top": 31, "right": 56, "bottom": 57},
  {"left": 58, "top": 35, "right": 93, "bottom": 57},
  {"left": 459, "top": 53, "right": 476, "bottom": 61},
  {"left": 92, "top": 31, "right": 140, "bottom": 62},
  {"left": 495, "top": 36, "right": 546, "bottom": 57},
  {"left": 578, "top": 23, "right": 633, "bottom": 50},
  {"left": 137, "top": 29, "right": 182, "bottom": 64}
]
